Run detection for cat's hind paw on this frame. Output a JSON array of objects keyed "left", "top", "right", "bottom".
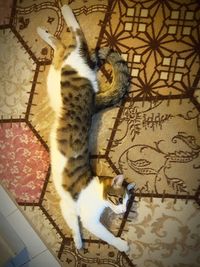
[
  {"left": 61, "top": 4, "right": 72, "bottom": 15},
  {"left": 36, "top": 27, "right": 49, "bottom": 37},
  {"left": 61, "top": 4, "right": 80, "bottom": 30},
  {"left": 36, "top": 27, "right": 57, "bottom": 49},
  {"left": 115, "top": 238, "right": 129, "bottom": 252}
]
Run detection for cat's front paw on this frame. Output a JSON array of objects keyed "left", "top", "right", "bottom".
[{"left": 115, "top": 237, "right": 129, "bottom": 252}]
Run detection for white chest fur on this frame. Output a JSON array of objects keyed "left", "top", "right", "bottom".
[
  {"left": 63, "top": 48, "right": 99, "bottom": 93},
  {"left": 77, "top": 178, "right": 106, "bottom": 221}
]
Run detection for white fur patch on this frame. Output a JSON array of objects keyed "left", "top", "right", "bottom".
[
  {"left": 63, "top": 48, "right": 99, "bottom": 93},
  {"left": 77, "top": 177, "right": 106, "bottom": 222},
  {"left": 61, "top": 5, "right": 80, "bottom": 31},
  {"left": 37, "top": 27, "right": 56, "bottom": 49},
  {"left": 47, "top": 66, "right": 62, "bottom": 114}
]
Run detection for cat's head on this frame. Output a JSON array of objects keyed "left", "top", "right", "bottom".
[{"left": 100, "top": 175, "right": 135, "bottom": 214}]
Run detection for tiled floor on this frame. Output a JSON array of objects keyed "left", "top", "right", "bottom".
[
  {"left": 0, "top": 0, "right": 200, "bottom": 266},
  {"left": 0, "top": 185, "right": 61, "bottom": 267}
]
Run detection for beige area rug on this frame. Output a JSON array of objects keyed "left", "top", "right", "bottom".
[{"left": 0, "top": 0, "right": 200, "bottom": 266}]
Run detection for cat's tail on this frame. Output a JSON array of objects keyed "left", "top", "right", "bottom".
[{"left": 92, "top": 47, "right": 131, "bottom": 112}]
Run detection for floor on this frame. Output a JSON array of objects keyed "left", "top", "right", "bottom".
[
  {"left": 0, "top": 0, "right": 200, "bottom": 266},
  {"left": 0, "top": 185, "right": 61, "bottom": 267}
]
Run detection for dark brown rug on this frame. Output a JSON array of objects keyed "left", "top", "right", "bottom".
[{"left": 0, "top": 0, "right": 200, "bottom": 266}]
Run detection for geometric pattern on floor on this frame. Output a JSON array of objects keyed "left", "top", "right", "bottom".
[{"left": 0, "top": 0, "right": 200, "bottom": 266}]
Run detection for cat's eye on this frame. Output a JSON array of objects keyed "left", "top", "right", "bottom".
[{"left": 119, "top": 197, "right": 123, "bottom": 204}]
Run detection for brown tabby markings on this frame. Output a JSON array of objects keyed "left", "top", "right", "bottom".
[
  {"left": 59, "top": 68, "right": 94, "bottom": 198},
  {"left": 51, "top": 28, "right": 94, "bottom": 199},
  {"left": 49, "top": 22, "right": 130, "bottom": 199},
  {"left": 100, "top": 177, "right": 126, "bottom": 203}
]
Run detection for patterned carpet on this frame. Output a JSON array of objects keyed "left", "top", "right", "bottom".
[{"left": 0, "top": 0, "right": 200, "bottom": 266}]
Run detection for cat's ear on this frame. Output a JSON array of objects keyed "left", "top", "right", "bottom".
[{"left": 111, "top": 174, "right": 124, "bottom": 187}]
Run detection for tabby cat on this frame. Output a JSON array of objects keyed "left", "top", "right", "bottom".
[{"left": 37, "top": 5, "right": 132, "bottom": 252}]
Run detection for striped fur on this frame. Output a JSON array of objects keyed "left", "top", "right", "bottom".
[
  {"left": 58, "top": 63, "right": 94, "bottom": 198},
  {"left": 100, "top": 176, "right": 126, "bottom": 205},
  {"left": 37, "top": 5, "right": 133, "bottom": 252},
  {"left": 92, "top": 47, "right": 130, "bottom": 111},
  {"left": 37, "top": 22, "right": 96, "bottom": 199}
]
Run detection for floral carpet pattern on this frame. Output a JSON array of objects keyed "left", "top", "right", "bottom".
[{"left": 0, "top": 0, "right": 200, "bottom": 266}]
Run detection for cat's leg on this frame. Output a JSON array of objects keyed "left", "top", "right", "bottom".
[
  {"left": 61, "top": 5, "right": 80, "bottom": 31},
  {"left": 60, "top": 198, "right": 82, "bottom": 249},
  {"left": 37, "top": 27, "right": 58, "bottom": 49},
  {"left": 83, "top": 220, "right": 129, "bottom": 252}
]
